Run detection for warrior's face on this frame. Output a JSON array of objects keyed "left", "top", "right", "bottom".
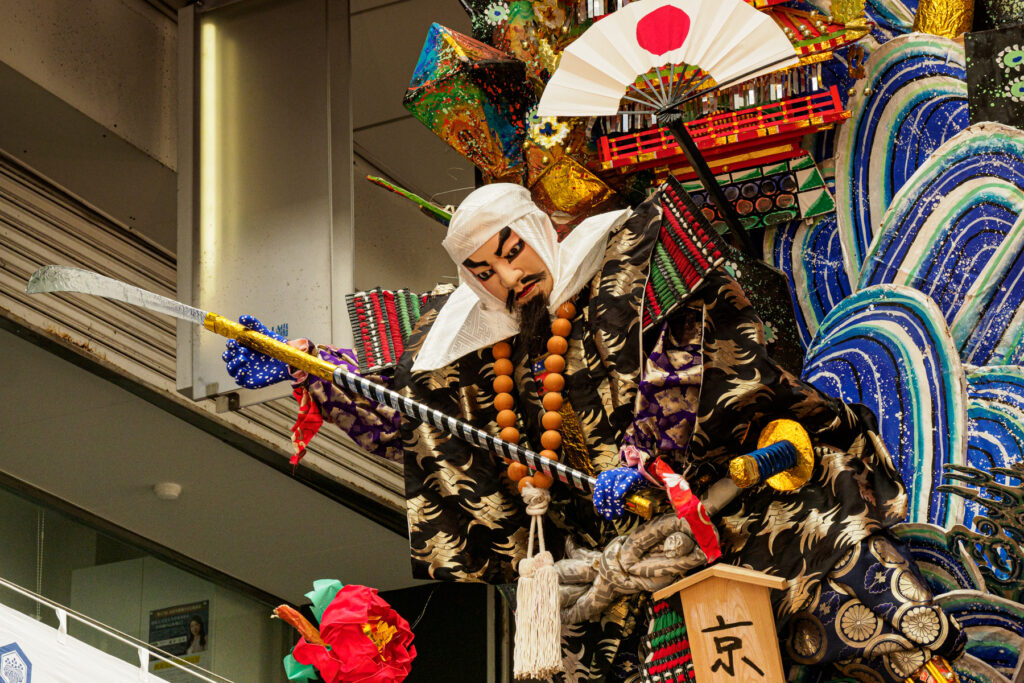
[{"left": 463, "top": 226, "right": 552, "bottom": 310}]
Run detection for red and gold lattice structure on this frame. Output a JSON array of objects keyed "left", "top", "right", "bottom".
[{"left": 597, "top": 86, "right": 850, "bottom": 181}]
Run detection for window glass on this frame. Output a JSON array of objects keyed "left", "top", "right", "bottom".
[{"left": 0, "top": 486, "right": 291, "bottom": 682}]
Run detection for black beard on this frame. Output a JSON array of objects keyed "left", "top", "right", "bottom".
[
  {"left": 516, "top": 292, "right": 551, "bottom": 358},
  {"left": 505, "top": 272, "right": 548, "bottom": 313}
]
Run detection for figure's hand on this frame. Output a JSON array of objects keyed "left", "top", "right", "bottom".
[
  {"left": 222, "top": 315, "right": 290, "bottom": 389},
  {"left": 593, "top": 467, "right": 645, "bottom": 521}
]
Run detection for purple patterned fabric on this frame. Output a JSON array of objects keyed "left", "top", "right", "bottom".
[
  {"left": 620, "top": 319, "right": 703, "bottom": 466},
  {"left": 291, "top": 342, "right": 404, "bottom": 462}
]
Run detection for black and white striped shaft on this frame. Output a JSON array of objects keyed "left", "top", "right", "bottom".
[
  {"left": 332, "top": 366, "right": 596, "bottom": 495},
  {"left": 23, "top": 264, "right": 599, "bottom": 498}
]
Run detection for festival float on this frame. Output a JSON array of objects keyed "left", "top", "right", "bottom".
[{"left": 27, "top": 0, "right": 1024, "bottom": 681}]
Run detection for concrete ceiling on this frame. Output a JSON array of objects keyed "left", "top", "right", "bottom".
[
  {"left": 351, "top": 0, "right": 476, "bottom": 206},
  {"left": 0, "top": 325, "right": 424, "bottom": 604}
]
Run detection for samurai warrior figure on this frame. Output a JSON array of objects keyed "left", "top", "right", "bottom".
[{"left": 224, "top": 183, "right": 965, "bottom": 682}]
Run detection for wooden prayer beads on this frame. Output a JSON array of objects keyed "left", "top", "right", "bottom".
[{"left": 494, "top": 300, "right": 576, "bottom": 490}]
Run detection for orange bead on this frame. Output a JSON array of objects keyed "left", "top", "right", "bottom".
[
  {"left": 539, "top": 449, "right": 559, "bottom": 461},
  {"left": 541, "top": 429, "right": 562, "bottom": 450},
  {"left": 543, "top": 373, "right": 565, "bottom": 393},
  {"left": 494, "top": 392, "right": 515, "bottom": 411},
  {"left": 556, "top": 301, "right": 576, "bottom": 319},
  {"left": 542, "top": 391, "right": 563, "bottom": 412},
  {"left": 493, "top": 375, "right": 514, "bottom": 394},
  {"left": 517, "top": 476, "right": 535, "bottom": 492},
  {"left": 507, "top": 462, "right": 528, "bottom": 481},
  {"left": 547, "top": 336, "right": 568, "bottom": 355},
  {"left": 550, "top": 317, "right": 572, "bottom": 338},
  {"left": 532, "top": 471, "right": 554, "bottom": 489},
  {"left": 500, "top": 426, "right": 520, "bottom": 443},
  {"left": 544, "top": 354, "right": 565, "bottom": 373},
  {"left": 492, "top": 341, "right": 512, "bottom": 359},
  {"left": 496, "top": 409, "right": 517, "bottom": 428},
  {"left": 493, "top": 358, "right": 514, "bottom": 376},
  {"left": 542, "top": 410, "right": 562, "bottom": 431}
]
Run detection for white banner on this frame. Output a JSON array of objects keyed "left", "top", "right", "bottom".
[{"left": 0, "top": 601, "right": 155, "bottom": 683}]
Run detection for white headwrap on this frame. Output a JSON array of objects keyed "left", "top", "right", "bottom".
[{"left": 412, "top": 184, "right": 630, "bottom": 371}]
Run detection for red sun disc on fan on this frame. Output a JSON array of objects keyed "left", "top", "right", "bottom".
[{"left": 635, "top": 5, "right": 691, "bottom": 56}]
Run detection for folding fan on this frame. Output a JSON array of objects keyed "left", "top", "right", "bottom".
[
  {"left": 536, "top": 0, "right": 805, "bottom": 349},
  {"left": 536, "top": 0, "right": 799, "bottom": 117}
]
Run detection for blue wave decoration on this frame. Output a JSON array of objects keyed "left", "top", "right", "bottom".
[
  {"left": 952, "top": 216, "right": 1024, "bottom": 366},
  {"left": 803, "top": 285, "right": 967, "bottom": 526},
  {"left": 858, "top": 124, "right": 1024, "bottom": 366},
  {"left": 891, "top": 523, "right": 985, "bottom": 595},
  {"left": 835, "top": 34, "right": 967, "bottom": 275},
  {"left": 935, "top": 591, "right": 1024, "bottom": 676},
  {"left": 954, "top": 655, "right": 1014, "bottom": 683},
  {"left": 963, "top": 367, "right": 1024, "bottom": 531},
  {"left": 860, "top": 182, "right": 1024, "bottom": 316},
  {"left": 866, "top": 0, "right": 916, "bottom": 42},
  {"left": 766, "top": 214, "right": 852, "bottom": 349}
]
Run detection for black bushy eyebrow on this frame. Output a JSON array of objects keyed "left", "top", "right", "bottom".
[
  {"left": 494, "top": 227, "right": 512, "bottom": 256},
  {"left": 464, "top": 227, "right": 518, "bottom": 270}
]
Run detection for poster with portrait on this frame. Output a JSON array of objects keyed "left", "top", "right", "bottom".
[{"left": 148, "top": 600, "right": 210, "bottom": 681}]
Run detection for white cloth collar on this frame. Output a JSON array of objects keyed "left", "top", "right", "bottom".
[{"left": 412, "top": 184, "right": 629, "bottom": 371}]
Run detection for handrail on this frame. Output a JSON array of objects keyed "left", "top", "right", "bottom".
[{"left": 0, "top": 575, "right": 234, "bottom": 683}]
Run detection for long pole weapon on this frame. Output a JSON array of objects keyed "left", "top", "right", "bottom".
[{"left": 26, "top": 265, "right": 657, "bottom": 517}]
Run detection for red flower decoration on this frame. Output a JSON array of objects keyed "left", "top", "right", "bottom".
[{"left": 291, "top": 585, "right": 416, "bottom": 683}]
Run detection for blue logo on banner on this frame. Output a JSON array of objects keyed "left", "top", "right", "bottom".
[{"left": 0, "top": 643, "right": 31, "bottom": 683}]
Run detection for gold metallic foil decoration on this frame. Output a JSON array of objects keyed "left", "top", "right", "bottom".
[
  {"left": 558, "top": 399, "right": 595, "bottom": 477},
  {"left": 537, "top": 36, "right": 562, "bottom": 75},
  {"left": 729, "top": 455, "right": 762, "bottom": 489},
  {"left": 831, "top": 0, "right": 868, "bottom": 24},
  {"left": 523, "top": 118, "right": 621, "bottom": 223},
  {"left": 624, "top": 492, "right": 654, "bottom": 519},
  {"left": 531, "top": 155, "right": 617, "bottom": 218},
  {"left": 914, "top": 0, "right": 975, "bottom": 37},
  {"left": 760, "top": 419, "right": 814, "bottom": 491},
  {"left": 526, "top": 143, "right": 617, "bottom": 222}
]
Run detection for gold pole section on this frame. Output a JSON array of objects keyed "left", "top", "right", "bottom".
[
  {"left": 625, "top": 492, "right": 655, "bottom": 519},
  {"left": 203, "top": 312, "right": 337, "bottom": 381}
]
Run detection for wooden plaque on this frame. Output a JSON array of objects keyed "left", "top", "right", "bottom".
[{"left": 654, "top": 564, "right": 788, "bottom": 682}]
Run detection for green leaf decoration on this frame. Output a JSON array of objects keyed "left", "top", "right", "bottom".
[
  {"left": 306, "top": 579, "right": 344, "bottom": 623},
  {"left": 283, "top": 654, "right": 318, "bottom": 681}
]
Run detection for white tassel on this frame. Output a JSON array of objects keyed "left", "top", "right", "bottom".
[{"left": 514, "top": 485, "right": 563, "bottom": 680}]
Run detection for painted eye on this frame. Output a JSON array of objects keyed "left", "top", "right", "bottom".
[
  {"left": 476, "top": 270, "right": 493, "bottom": 281},
  {"left": 506, "top": 240, "right": 524, "bottom": 260}
]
